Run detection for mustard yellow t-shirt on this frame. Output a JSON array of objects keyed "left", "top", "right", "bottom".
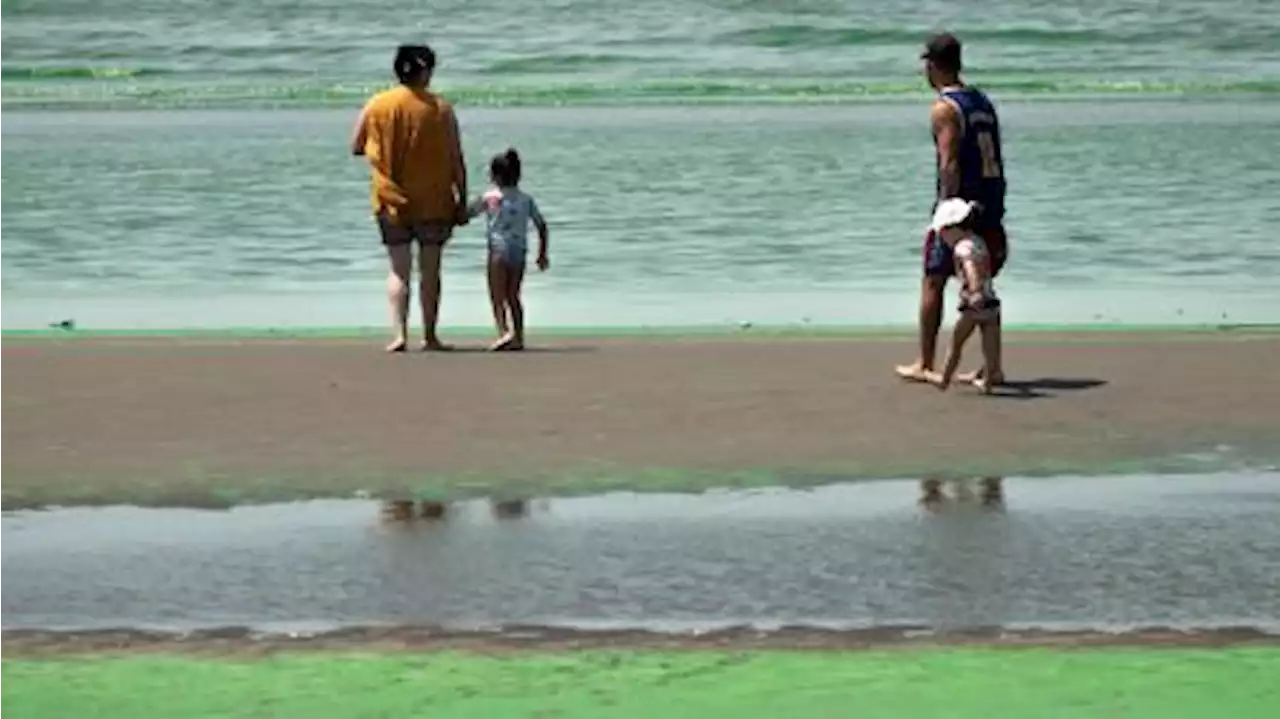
[{"left": 358, "top": 85, "right": 458, "bottom": 224}]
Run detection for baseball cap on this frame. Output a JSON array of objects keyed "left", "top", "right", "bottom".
[
  {"left": 921, "top": 32, "right": 962, "bottom": 69},
  {"left": 929, "top": 197, "right": 976, "bottom": 232}
]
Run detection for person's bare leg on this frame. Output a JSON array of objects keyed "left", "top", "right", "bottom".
[
  {"left": 384, "top": 243, "right": 413, "bottom": 352},
  {"left": 927, "top": 313, "right": 976, "bottom": 390},
  {"left": 486, "top": 254, "right": 510, "bottom": 348},
  {"left": 417, "top": 242, "right": 452, "bottom": 351},
  {"left": 973, "top": 315, "right": 1001, "bottom": 394},
  {"left": 987, "top": 312, "right": 1005, "bottom": 385},
  {"left": 896, "top": 275, "right": 946, "bottom": 381},
  {"left": 961, "top": 313, "right": 1005, "bottom": 386},
  {"left": 506, "top": 263, "right": 527, "bottom": 350}
]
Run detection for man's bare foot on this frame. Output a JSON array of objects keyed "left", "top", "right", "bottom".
[
  {"left": 895, "top": 362, "right": 932, "bottom": 383},
  {"left": 489, "top": 333, "right": 516, "bottom": 351},
  {"left": 386, "top": 338, "right": 408, "bottom": 353},
  {"left": 420, "top": 338, "right": 454, "bottom": 352}
]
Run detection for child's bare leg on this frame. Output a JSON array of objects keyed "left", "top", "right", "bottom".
[
  {"left": 506, "top": 261, "right": 527, "bottom": 350},
  {"left": 959, "top": 312, "right": 1003, "bottom": 385},
  {"left": 486, "top": 255, "right": 513, "bottom": 350},
  {"left": 974, "top": 314, "right": 1001, "bottom": 393},
  {"left": 929, "top": 314, "right": 977, "bottom": 390},
  {"left": 987, "top": 312, "right": 1005, "bottom": 384}
]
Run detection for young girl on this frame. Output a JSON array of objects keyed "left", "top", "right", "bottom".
[
  {"left": 467, "top": 149, "right": 549, "bottom": 351},
  {"left": 924, "top": 198, "right": 1004, "bottom": 393}
]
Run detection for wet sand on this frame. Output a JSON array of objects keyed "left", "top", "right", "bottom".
[
  {"left": 5, "top": 473, "right": 1279, "bottom": 640},
  {"left": 3, "top": 333, "right": 1279, "bottom": 508},
  {"left": 6, "top": 626, "right": 1276, "bottom": 657}
]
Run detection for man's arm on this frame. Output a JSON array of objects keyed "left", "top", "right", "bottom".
[{"left": 932, "top": 99, "right": 962, "bottom": 201}]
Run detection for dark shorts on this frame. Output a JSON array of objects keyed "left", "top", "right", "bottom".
[
  {"left": 923, "top": 224, "right": 1009, "bottom": 279},
  {"left": 377, "top": 212, "right": 452, "bottom": 247},
  {"left": 489, "top": 244, "right": 527, "bottom": 271}
]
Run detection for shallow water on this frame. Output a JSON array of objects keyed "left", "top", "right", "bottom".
[
  {"left": 4, "top": 101, "right": 1280, "bottom": 330},
  {"left": 4, "top": 472, "right": 1278, "bottom": 633},
  {"left": 5, "top": 0, "right": 1280, "bottom": 330}
]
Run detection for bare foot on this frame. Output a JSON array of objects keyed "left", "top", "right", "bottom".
[
  {"left": 420, "top": 338, "right": 454, "bottom": 352},
  {"left": 972, "top": 377, "right": 993, "bottom": 394},
  {"left": 961, "top": 369, "right": 1003, "bottom": 389},
  {"left": 924, "top": 370, "right": 950, "bottom": 391},
  {"left": 508, "top": 339, "right": 525, "bottom": 352},
  {"left": 489, "top": 333, "right": 516, "bottom": 352},
  {"left": 895, "top": 362, "right": 932, "bottom": 383},
  {"left": 385, "top": 338, "right": 408, "bottom": 353}
]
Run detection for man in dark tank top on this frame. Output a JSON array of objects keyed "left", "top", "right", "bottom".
[{"left": 897, "top": 32, "right": 1010, "bottom": 387}]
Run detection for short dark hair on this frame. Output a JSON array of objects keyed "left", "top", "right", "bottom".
[
  {"left": 490, "top": 148, "right": 522, "bottom": 186},
  {"left": 394, "top": 44, "right": 436, "bottom": 83},
  {"left": 921, "top": 32, "right": 962, "bottom": 73}
]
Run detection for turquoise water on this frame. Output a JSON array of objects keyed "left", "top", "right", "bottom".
[{"left": 3, "top": 0, "right": 1279, "bottom": 329}]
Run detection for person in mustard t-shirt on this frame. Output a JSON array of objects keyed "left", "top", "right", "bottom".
[{"left": 351, "top": 44, "right": 468, "bottom": 352}]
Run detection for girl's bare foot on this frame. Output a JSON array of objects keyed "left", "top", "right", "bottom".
[
  {"left": 924, "top": 370, "right": 950, "bottom": 390},
  {"left": 489, "top": 333, "right": 516, "bottom": 351},
  {"left": 972, "top": 377, "right": 993, "bottom": 394},
  {"left": 957, "top": 368, "right": 982, "bottom": 383},
  {"left": 386, "top": 338, "right": 408, "bottom": 353}
]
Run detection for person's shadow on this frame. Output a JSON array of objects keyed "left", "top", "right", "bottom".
[{"left": 986, "top": 377, "right": 1108, "bottom": 400}]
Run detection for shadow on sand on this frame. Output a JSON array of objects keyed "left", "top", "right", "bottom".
[
  {"left": 420, "top": 344, "right": 599, "bottom": 355},
  {"left": 986, "top": 377, "right": 1108, "bottom": 400}
]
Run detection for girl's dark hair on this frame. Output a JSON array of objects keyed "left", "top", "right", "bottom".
[{"left": 490, "top": 148, "right": 522, "bottom": 186}]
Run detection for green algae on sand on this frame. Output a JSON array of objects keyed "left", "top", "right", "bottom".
[{"left": 5, "top": 648, "right": 1279, "bottom": 718}]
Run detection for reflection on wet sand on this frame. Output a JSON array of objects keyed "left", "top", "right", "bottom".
[
  {"left": 7, "top": 473, "right": 1278, "bottom": 633},
  {"left": 491, "top": 499, "right": 529, "bottom": 519},
  {"left": 382, "top": 484, "right": 1004, "bottom": 523},
  {"left": 380, "top": 500, "right": 450, "bottom": 522},
  {"left": 920, "top": 477, "right": 1005, "bottom": 511},
  {"left": 380, "top": 498, "right": 532, "bottom": 522}
]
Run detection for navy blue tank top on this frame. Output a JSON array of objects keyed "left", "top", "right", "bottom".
[{"left": 935, "top": 86, "right": 1006, "bottom": 225}]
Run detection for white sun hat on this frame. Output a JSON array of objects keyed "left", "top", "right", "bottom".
[{"left": 928, "top": 198, "right": 976, "bottom": 232}]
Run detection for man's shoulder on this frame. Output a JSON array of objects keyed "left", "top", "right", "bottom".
[{"left": 931, "top": 97, "right": 960, "bottom": 126}]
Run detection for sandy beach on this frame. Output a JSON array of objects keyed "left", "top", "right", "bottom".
[{"left": 4, "top": 331, "right": 1278, "bottom": 508}]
